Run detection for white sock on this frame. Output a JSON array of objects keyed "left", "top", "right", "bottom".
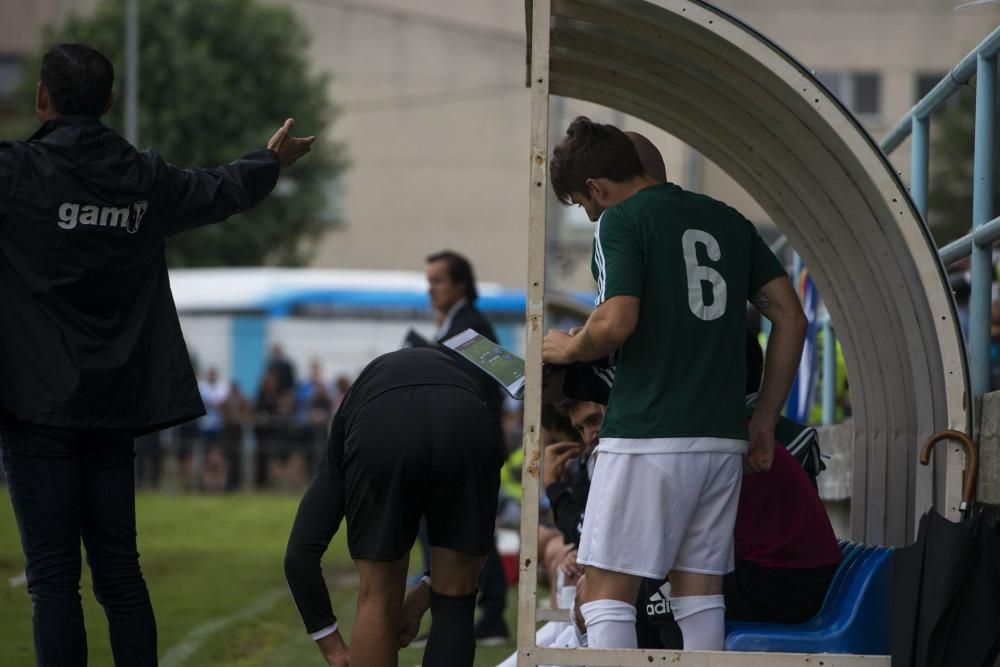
[
  {"left": 534, "top": 620, "right": 565, "bottom": 647},
  {"left": 670, "top": 594, "right": 726, "bottom": 651},
  {"left": 580, "top": 599, "right": 637, "bottom": 648}
]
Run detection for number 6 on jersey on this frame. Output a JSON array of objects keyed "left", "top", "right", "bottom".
[{"left": 682, "top": 229, "right": 727, "bottom": 321}]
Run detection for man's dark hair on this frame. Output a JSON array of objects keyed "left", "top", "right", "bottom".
[
  {"left": 426, "top": 250, "right": 479, "bottom": 303},
  {"left": 542, "top": 403, "right": 581, "bottom": 441},
  {"left": 553, "top": 398, "right": 580, "bottom": 418},
  {"left": 550, "top": 116, "right": 645, "bottom": 205},
  {"left": 41, "top": 43, "right": 114, "bottom": 117}
]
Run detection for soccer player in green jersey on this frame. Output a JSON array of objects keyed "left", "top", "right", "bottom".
[{"left": 542, "top": 119, "right": 807, "bottom": 651}]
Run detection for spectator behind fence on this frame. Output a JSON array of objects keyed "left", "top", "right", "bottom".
[
  {"left": 331, "top": 375, "right": 352, "bottom": 412},
  {"left": 198, "top": 367, "right": 229, "bottom": 441},
  {"left": 0, "top": 43, "right": 314, "bottom": 666},
  {"left": 267, "top": 343, "right": 297, "bottom": 393},
  {"left": 220, "top": 381, "right": 251, "bottom": 490},
  {"left": 254, "top": 367, "right": 296, "bottom": 487},
  {"left": 297, "top": 360, "right": 334, "bottom": 427}
]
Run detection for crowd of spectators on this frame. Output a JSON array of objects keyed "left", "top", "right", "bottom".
[{"left": 135, "top": 343, "right": 353, "bottom": 492}]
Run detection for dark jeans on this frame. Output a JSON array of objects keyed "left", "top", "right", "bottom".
[{"left": 0, "top": 416, "right": 157, "bottom": 666}]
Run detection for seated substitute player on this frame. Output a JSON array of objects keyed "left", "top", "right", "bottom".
[
  {"left": 283, "top": 346, "right": 505, "bottom": 667},
  {"left": 542, "top": 118, "right": 807, "bottom": 651}
]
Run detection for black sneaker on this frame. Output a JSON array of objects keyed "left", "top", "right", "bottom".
[{"left": 474, "top": 617, "right": 511, "bottom": 646}]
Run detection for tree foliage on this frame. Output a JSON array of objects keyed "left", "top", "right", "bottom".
[
  {"left": 16, "top": 0, "right": 346, "bottom": 266},
  {"left": 927, "top": 80, "right": 999, "bottom": 246}
]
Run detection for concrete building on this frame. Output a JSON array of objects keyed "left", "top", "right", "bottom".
[
  {"left": 266, "top": 0, "right": 1000, "bottom": 291},
  {"left": 2, "top": 0, "right": 998, "bottom": 290}
]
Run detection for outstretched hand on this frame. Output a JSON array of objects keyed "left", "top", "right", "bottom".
[{"left": 267, "top": 118, "right": 316, "bottom": 168}]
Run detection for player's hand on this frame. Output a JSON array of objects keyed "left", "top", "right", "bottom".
[
  {"left": 316, "top": 629, "right": 350, "bottom": 667},
  {"left": 559, "top": 549, "right": 584, "bottom": 581},
  {"left": 543, "top": 441, "right": 582, "bottom": 486},
  {"left": 744, "top": 413, "right": 776, "bottom": 474},
  {"left": 398, "top": 580, "right": 431, "bottom": 647},
  {"left": 267, "top": 118, "right": 316, "bottom": 168},
  {"left": 543, "top": 329, "right": 577, "bottom": 365}
]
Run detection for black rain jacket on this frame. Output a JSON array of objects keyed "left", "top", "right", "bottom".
[{"left": 0, "top": 116, "right": 280, "bottom": 432}]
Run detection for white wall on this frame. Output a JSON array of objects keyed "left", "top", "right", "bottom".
[{"left": 177, "top": 315, "right": 233, "bottom": 381}]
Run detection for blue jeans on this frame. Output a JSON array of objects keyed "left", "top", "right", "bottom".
[{"left": 1, "top": 415, "right": 157, "bottom": 666}]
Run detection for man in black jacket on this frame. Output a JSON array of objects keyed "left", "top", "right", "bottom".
[
  {"left": 0, "top": 44, "right": 314, "bottom": 666},
  {"left": 426, "top": 249, "right": 510, "bottom": 644}
]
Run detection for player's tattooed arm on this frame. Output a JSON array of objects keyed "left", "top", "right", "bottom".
[
  {"left": 574, "top": 328, "right": 599, "bottom": 359},
  {"left": 543, "top": 296, "right": 638, "bottom": 364},
  {"left": 750, "top": 288, "right": 772, "bottom": 314}
]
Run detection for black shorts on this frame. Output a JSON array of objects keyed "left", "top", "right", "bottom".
[{"left": 341, "top": 385, "right": 504, "bottom": 561}]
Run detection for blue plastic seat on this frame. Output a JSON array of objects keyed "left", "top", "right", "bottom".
[{"left": 724, "top": 543, "right": 893, "bottom": 654}]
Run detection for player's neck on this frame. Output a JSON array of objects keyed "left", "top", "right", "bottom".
[{"left": 604, "top": 175, "right": 659, "bottom": 207}]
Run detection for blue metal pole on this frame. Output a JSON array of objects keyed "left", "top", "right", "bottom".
[
  {"left": 882, "top": 25, "right": 1000, "bottom": 154},
  {"left": 970, "top": 53, "right": 997, "bottom": 398},
  {"left": 911, "top": 117, "right": 930, "bottom": 219},
  {"left": 822, "top": 314, "right": 836, "bottom": 426}
]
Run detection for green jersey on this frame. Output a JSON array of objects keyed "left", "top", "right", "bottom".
[{"left": 591, "top": 183, "right": 785, "bottom": 453}]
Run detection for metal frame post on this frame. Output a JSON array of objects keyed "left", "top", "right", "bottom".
[
  {"left": 969, "top": 53, "right": 997, "bottom": 400},
  {"left": 518, "top": 0, "right": 550, "bottom": 662},
  {"left": 910, "top": 116, "right": 929, "bottom": 219}
]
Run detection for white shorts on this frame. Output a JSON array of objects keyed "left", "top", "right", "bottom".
[{"left": 577, "top": 451, "right": 743, "bottom": 579}]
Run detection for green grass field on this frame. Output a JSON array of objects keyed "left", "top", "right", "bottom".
[{"left": 0, "top": 493, "right": 518, "bottom": 666}]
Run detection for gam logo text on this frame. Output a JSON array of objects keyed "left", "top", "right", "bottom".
[{"left": 58, "top": 201, "right": 149, "bottom": 234}]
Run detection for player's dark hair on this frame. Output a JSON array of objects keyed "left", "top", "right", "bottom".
[
  {"left": 550, "top": 116, "right": 645, "bottom": 205},
  {"left": 41, "top": 43, "right": 114, "bottom": 117},
  {"left": 543, "top": 403, "right": 581, "bottom": 442},
  {"left": 746, "top": 329, "right": 764, "bottom": 394},
  {"left": 426, "top": 250, "right": 479, "bottom": 303}
]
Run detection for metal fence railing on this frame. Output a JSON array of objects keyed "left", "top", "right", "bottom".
[{"left": 881, "top": 25, "right": 1000, "bottom": 402}]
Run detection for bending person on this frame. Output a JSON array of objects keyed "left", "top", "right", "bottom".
[{"left": 284, "top": 347, "right": 504, "bottom": 666}]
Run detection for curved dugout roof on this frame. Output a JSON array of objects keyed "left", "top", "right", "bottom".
[{"left": 530, "top": 0, "right": 969, "bottom": 544}]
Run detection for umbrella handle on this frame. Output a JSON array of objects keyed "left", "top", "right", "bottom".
[{"left": 920, "top": 429, "right": 979, "bottom": 511}]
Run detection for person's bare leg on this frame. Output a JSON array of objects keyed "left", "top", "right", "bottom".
[
  {"left": 543, "top": 533, "right": 569, "bottom": 607},
  {"left": 577, "top": 565, "right": 642, "bottom": 648},
  {"left": 668, "top": 570, "right": 722, "bottom": 596},
  {"left": 668, "top": 570, "right": 725, "bottom": 650},
  {"left": 422, "top": 547, "right": 487, "bottom": 667},
  {"left": 352, "top": 555, "right": 409, "bottom": 666}
]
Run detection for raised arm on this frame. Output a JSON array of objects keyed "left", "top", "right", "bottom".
[
  {"left": 746, "top": 275, "right": 807, "bottom": 473},
  {"left": 163, "top": 118, "right": 315, "bottom": 235},
  {"left": 542, "top": 295, "right": 639, "bottom": 365}
]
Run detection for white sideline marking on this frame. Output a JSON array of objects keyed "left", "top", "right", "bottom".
[
  {"left": 160, "top": 572, "right": 359, "bottom": 667},
  {"left": 159, "top": 587, "right": 287, "bottom": 667},
  {"left": 9, "top": 572, "right": 27, "bottom": 588}
]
